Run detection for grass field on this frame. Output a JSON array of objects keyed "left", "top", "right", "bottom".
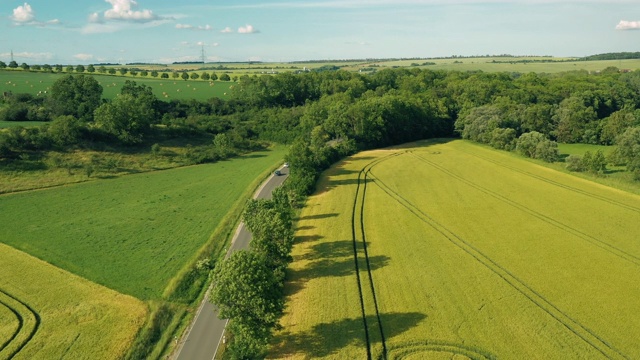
[
  {"left": 0, "top": 71, "right": 234, "bottom": 100},
  {"left": 272, "top": 139, "right": 640, "bottom": 359},
  {"left": 0, "top": 145, "right": 286, "bottom": 300},
  {"left": 0, "top": 243, "right": 146, "bottom": 360}
]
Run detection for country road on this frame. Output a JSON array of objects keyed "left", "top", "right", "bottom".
[{"left": 174, "top": 165, "right": 289, "bottom": 360}]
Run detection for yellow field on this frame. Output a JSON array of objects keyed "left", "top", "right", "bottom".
[
  {"left": 272, "top": 140, "right": 640, "bottom": 359},
  {"left": 0, "top": 243, "right": 147, "bottom": 360}
]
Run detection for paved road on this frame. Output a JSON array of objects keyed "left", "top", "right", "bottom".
[{"left": 174, "top": 166, "right": 289, "bottom": 360}]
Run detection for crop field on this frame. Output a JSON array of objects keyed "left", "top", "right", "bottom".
[
  {"left": 0, "top": 145, "right": 286, "bottom": 300},
  {"left": 0, "top": 243, "right": 146, "bottom": 360},
  {"left": 272, "top": 140, "right": 640, "bottom": 359},
  {"left": 0, "top": 71, "right": 234, "bottom": 100}
]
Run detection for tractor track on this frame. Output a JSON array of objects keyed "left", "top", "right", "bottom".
[
  {"left": 0, "top": 288, "right": 41, "bottom": 360},
  {"left": 368, "top": 160, "right": 627, "bottom": 359}
]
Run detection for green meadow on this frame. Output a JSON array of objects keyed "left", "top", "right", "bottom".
[
  {"left": 0, "top": 145, "right": 286, "bottom": 300},
  {"left": 272, "top": 140, "right": 640, "bottom": 359}
]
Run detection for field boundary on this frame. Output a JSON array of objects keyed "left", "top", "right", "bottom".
[
  {"left": 368, "top": 158, "right": 627, "bottom": 359},
  {"left": 455, "top": 145, "right": 640, "bottom": 214}
]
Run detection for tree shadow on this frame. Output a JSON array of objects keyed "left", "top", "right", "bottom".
[
  {"left": 294, "top": 234, "right": 323, "bottom": 245},
  {"left": 295, "top": 225, "right": 315, "bottom": 231},
  {"left": 270, "top": 312, "right": 427, "bottom": 358},
  {"left": 297, "top": 213, "right": 338, "bottom": 221},
  {"left": 292, "top": 255, "right": 390, "bottom": 280}
]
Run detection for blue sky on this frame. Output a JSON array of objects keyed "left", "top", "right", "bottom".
[{"left": 1, "top": 0, "right": 639, "bottom": 64}]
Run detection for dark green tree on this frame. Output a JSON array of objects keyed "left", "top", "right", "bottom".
[{"left": 49, "top": 75, "right": 103, "bottom": 122}]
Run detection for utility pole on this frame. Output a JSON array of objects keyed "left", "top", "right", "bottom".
[
  {"left": 10, "top": 49, "right": 14, "bottom": 62},
  {"left": 201, "top": 45, "right": 206, "bottom": 64}
]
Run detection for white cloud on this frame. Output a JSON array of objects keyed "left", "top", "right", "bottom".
[
  {"left": 11, "top": 2, "right": 60, "bottom": 26},
  {"left": 1, "top": 51, "right": 53, "bottom": 61},
  {"left": 221, "top": 27, "right": 233, "bottom": 33},
  {"left": 176, "top": 23, "right": 212, "bottom": 31},
  {"left": 12, "top": 2, "right": 35, "bottom": 23},
  {"left": 74, "top": 53, "right": 95, "bottom": 61},
  {"left": 88, "top": 12, "right": 103, "bottom": 23},
  {"left": 238, "top": 24, "right": 259, "bottom": 34},
  {"left": 616, "top": 20, "right": 640, "bottom": 30},
  {"left": 103, "top": 0, "right": 158, "bottom": 22}
]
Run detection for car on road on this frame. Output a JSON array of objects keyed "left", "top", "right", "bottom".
[{"left": 274, "top": 170, "right": 282, "bottom": 176}]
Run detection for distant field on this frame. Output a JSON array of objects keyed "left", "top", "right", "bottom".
[
  {"left": 0, "top": 145, "right": 286, "bottom": 300},
  {"left": 0, "top": 70, "right": 234, "bottom": 100},
  {"left": 0, "top": 243, "right": 146, "bottom": 360},
  {"left": 272, "top": 140, "right": 640, "bottom": 359}
]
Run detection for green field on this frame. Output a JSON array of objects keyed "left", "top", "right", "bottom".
[
  {"left": 0, "top": 243, "right": 146, "bottom": 360},
  {"left": 272, "top": 140, "right": 640, "bottom": 359},
  {"left": 0, "top": 145, "right": 286, "bottom": 300},
  {"left": 0, "top": 70, "right": 234, "bottom": 100}
]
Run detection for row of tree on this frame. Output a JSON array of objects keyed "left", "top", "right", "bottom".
[
  {"left": 0, "top": 62, "right": 234, "bottom": 81},
  {"left": 211, "top": 188, "right": 295, "bottom": 359}
]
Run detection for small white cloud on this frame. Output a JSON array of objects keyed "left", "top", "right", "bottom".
[
  {"left": 12, "top": 2, "right": 35, "bottom": 23},
  {"left": 103, "top": 0, "right": 158, "bottom": 22},
  {"left": 74, "top": 53, "right": 95, "bottom": 61},
  {"left": 197, "top": 41, "right": 205, "bottom": 46},
  {"left": 2, "top": 51, "right": 53, "bottom": 61},
  {"left": 176, "top": 23, "right": 211, "bottom": 31},
  {"left": 212, "top": 42, "right": 219, "bottom": 47},
  {"left": 616, "top": 20, "right": 640, "bottom": 30},
  {"left": 221, "top": 26, "right": 233, "bottom": 33},
  {"left": 47, "top": 19, "right": 61, "bottom": 25},
  {"left": 88, "top": 12, "right": 102, "bottom": 23},
  {"left": 238, "top": 24, "right": 259, "bottom": 34}
]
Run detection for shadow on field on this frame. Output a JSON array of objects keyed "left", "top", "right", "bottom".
[
  {"left": 292, "top": 255, "right": 390, "bottom": 280},
  {"left": 297, "top": 213, "right": 338, "bottom": 221},
  {"left": 270, "top": 312, "right": 427, "bottom": 358}
]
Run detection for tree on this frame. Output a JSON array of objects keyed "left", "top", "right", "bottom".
[
  {"left": 130, "top": 70, "right": 138, "bottom": 76},
  {"left": 55, "top": 64, "right": 63, "bottom": 72},
  {"left": 161, "top": 73, "right": 169, "bottom": 79},
  {"left": 98, "top": 66, "right": 107, "bottom": 73},
  {"left": 201, "top": 72, "right": 210, "bottom": 81},
  {"left": 151, "top": 70, "right": 159, "bottom": 78},
  {"left": 87, "top": 64, "right": 95, "bottom": 73},
  {"left": 615, "top": 126, "right": 640, "bottom": 173},
  {"left": 31, "top": 64, "right": 41, "bottom": 71},
  {"left": 48, "top": 115, "right": 84, "bottom": 147},
  {"left": 213, "top": 133, "right": 232, "bottom": 157},
  {"left": 94, "top": 81, "right": 157, "bottom": 144},
  {"left": 210, "top": 73, "right": 218, "bottom": 81},
  {"left": 190, "top": 72, "right": 199, "bottom": 80},
  {"left": 108, "top": 68, "right": 116, "bottom": 75},
  {"left": 553, "top": 95, "right": 598, "bottom": 143},
  {"left": 66, "top": 66, "right": 74, "bottom": 73},
  {"left": 181, "top": 72, "right": 189, "bottom": 81},
  {"left": 172, "top": 72, "right": 180, "bottom": 79},
  {"left": 0, "top": 61, "right": 6, "bottom": 69},
  {"left": 119, "top": 68, "right": 128, "bottom": 75},
  {"left": 20, "top": 63, "right": 30, "bottom": 70},
  {"left": 516, "top": 131, "right": 558, "bottom": 162},
  {"left": 49, "top": 75, "right": 103, "bottom": 122},
  {"left": 76, "top": 65, "right": 85, "bottom": 73},
  {"left": 220, "top": 73, "right": 231, "bottom": 81},
  {"left": 140, "top": 70, "right": 148, "bottom": 77},
  {"left": 243, "top": 199, "right": 294, "bottom": 270},
  {"left": 8, "top": 60, "right": 18, "bottom": 68},
  {"left": 210, "top": 251, "right": 284, "bottom": 360},
  {"left": 43, "top": 64, "right": 52, "bottom": 72}
]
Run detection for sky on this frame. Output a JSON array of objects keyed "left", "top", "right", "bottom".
[{"left": 1, "top": 0, "right": 639, "bottom": 65}]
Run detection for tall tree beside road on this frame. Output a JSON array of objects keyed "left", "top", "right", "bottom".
[{"left": 211, "top": 250, "right": 284, "bottom": 359}]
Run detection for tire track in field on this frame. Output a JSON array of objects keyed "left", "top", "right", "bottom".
[
  {"left": 0, "top": 299, "right": 23, "bottom": 353},
  {"left": 0, "top": 288, "right": 41, "bottom": 360},
  {"left": 384, "top": 340, "right": 495, "bottom": 360},
  {"left": 410, "top": 152, "right": 640, "bottom": 268},
  {"left": 368, "top": 169, "right": 628, "bottom": 359},
  {"left": 454, "top": 145, "right": 640, "bottom": 214},
  {"left": 351, "top": 152, "right": 401, "bottom": 360}
]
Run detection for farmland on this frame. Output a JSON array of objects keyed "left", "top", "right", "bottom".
[
  {"left": 0, "top": 145, "right": 286, "bottom": 301},
  {"left": 0, "top": 243, "right": 146, "bottom": 360},
  {"left": 0, "top": 71, "right": 234, "bottom": 101},
  {"left": 272, "top": 140, "right": 640, "bottom": 359}
]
